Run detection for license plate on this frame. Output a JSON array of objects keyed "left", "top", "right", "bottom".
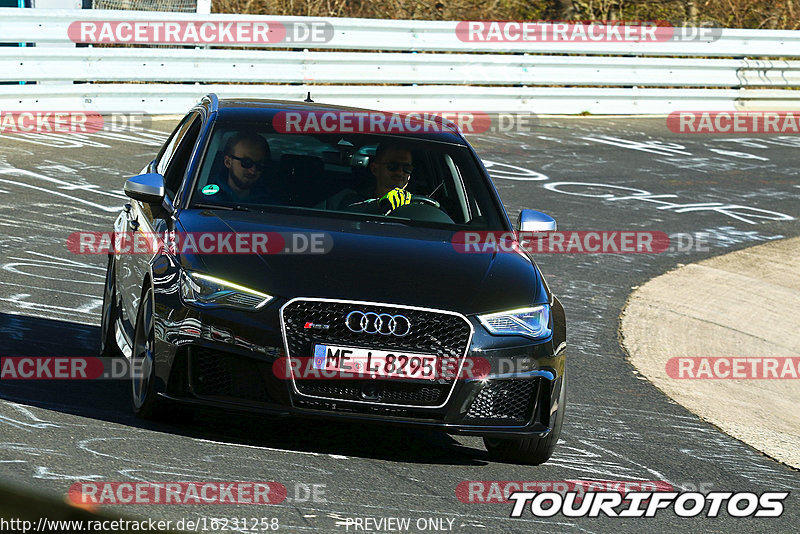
[{"left": 313, "top": 344, "right": 437, "bottom": 380}]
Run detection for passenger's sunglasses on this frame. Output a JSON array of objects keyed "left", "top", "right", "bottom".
[
  {"left": 227, "top": 155, "right": 267, "bottom": 171},
  {"left": 376, "top": 162, "right": 414, "bottom": 175}
]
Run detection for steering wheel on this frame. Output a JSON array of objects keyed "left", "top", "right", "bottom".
[
  {"left": 346, "top": 194, "right": 441, "bottom": 211},
  {"left": 409, "top": 195, "right": 441, "bottom": 209}
]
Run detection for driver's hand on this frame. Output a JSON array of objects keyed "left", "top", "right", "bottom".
[{"left": 379, "top": 187, "right": 412, "bottom": 211}]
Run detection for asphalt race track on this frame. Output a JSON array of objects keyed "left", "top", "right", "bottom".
[{"left": 0, "top": 117, "right": 798, "bottom": 533}]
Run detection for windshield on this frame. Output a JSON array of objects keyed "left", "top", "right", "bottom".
[{"left": 187, "top": 120, "right": 506, "bottom": 230}]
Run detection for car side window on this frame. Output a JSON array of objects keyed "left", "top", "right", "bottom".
[
  {"left": 162, "top": 115, "right": 203, "bottom": 198},
  {"left": 155, "top": 112, "right": 198, "bottom": 180}
]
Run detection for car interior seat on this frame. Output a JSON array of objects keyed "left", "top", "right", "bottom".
[{"left": 279, "top": 154, "right": 328, "bottom": 207}]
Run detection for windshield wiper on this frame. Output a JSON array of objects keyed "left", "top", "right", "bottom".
[
  {"left": 358, "top": 216, "right": 412, "bottom": 227},
  {"left": 193, "top": 203, "right": 251, "bottom": 212}
]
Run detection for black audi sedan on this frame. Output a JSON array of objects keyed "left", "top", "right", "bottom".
[{"left": 100, "top": 95, "right": 567, "bottom": 464}]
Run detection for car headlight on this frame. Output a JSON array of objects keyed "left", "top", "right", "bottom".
[
  {"left": 180, "top": 271, "right": 272, "bottom": 310},
  {"left": 478, "top": 304, "right": 551, "bottom": 339}
]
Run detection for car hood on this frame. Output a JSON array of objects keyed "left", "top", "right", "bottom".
[{"left": 176, "top": 209, "right": 546, "bottom": 315}]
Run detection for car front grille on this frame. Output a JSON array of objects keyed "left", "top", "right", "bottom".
[
  {"left": 297, "top": 380, "right": 445, "bottom": 404},
  {"left": 464, "top": 379, "right": 538, "bottom": 424},
  {"left": 281, "top": 299, "right": 472, "bottom": 408}
]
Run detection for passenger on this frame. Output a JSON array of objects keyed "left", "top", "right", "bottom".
[{"left": 208, "top": 132, "right": 280, "bottom": 203}]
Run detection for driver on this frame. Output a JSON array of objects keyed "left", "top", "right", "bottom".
[{"left": 320, "top": 143, "right": 415, "bottom": 214}]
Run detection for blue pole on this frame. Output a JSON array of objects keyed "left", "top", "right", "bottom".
[{"left": 19, "top": 0, "right": 25, "bottom": 85}]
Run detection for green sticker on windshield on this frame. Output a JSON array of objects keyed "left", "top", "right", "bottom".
[{"left": 202, "top": 184, "right": 220, "bottom": 195}]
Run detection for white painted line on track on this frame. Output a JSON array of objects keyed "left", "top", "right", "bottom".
[
  {"left": 195, "top": 438, "right": 350, "bottom": 460},
  {"left": 0, "top": 178, "right": 119, "bottom": 213}
]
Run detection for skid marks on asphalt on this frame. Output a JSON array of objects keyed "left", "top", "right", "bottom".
[
  {"left": 0, "top": 155, "right": 134, "bottom": 325},
  {"left": 0, "top": 251, "right": 104, "bottom": 323},
  {"left": 0, "top": 400, "right": 62, "bottom": 432},
  {"left": 0, "top": 160, "right": 123, "bottom": 214},
  {"left": 568, "top": 403, "right": 798, "bottom": 490},
  {"left": 78, "top": 435, "right": 340, "bottom": 478}
]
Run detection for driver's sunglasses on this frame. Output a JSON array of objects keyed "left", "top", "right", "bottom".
[
  {"left": 228, "top": 155, "right": 267, "bottom": 172},
  {"left": 377, "top": 162, "right": 414, "bottom": 175}
]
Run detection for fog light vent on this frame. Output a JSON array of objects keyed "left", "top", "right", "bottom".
[{"left": 465, "top": 380, "right": 536, "bottom": 423}]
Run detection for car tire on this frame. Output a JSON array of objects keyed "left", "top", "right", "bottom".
[
  {"left": 483, "top": 368, "right": 566, "bottom": 465},
  {"left": 99, "top": 254, "right": 122, "bottom": 358},
  {"left": 131, "top": 286, "right": 189, "bottom": 423}
]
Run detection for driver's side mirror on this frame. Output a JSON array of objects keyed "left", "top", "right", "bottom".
[
  {"left": 518, "top": 209, "right": 557, "bottom": 232},
  {"left": 124, "top": 173, "right": 173, "bottom": 218}
]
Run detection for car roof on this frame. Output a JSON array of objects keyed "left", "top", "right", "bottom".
[{"left": 207, "top": 96, "right": 469, "bottom": 145}]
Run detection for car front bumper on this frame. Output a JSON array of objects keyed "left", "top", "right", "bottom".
[{"left": 151, "top": 296, "right": 566, "bottom": 439}]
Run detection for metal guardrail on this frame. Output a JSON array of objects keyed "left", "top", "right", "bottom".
[
  {"left": 4, "top": 84, "right": 789, "bottom": 115},
  {"left": 4, "top": 8, "right": 800, "bottom": 57},
  {"left": 1, "top": 8, "right": 799, "bottom": 114},
  {"left": 10, "top": 48, "right": 799, "bottom": 87}
]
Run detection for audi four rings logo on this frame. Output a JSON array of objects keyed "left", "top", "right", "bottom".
[{"left": 345, "top": 311, "right": 411, "bottom": 336}]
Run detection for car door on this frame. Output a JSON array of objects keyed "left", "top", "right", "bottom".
[{"left": 119, "top": 112, "right": 203, "bottom": 333}]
